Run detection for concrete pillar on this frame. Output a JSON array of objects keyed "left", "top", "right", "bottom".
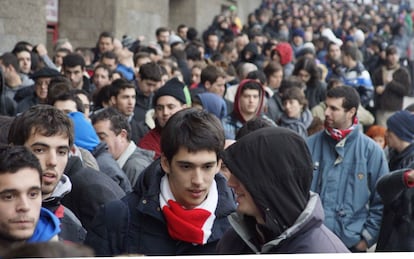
[{"left": 0, "top": 0, "right": 47, "bottom": 54}]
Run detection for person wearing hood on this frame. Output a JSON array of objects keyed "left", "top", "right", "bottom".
[
  {"left": 192, "top": 92, "right": 227, "bottom": 120},
  {"left": 240, "top": 42, "right": 263, "bottom": 69},
  {"left": 7, "top": 105, "right": 85, "bottom": 244},
  {"left": 0, "top": 145, "right": 60, "bottom": 256},
  {"left": 222, "top": 79, "right": 275, "bottom": 140},
  {"left": 271, "top": 42, "right": 294, "bottom": 77},
  {"left": 217, "top": 127, "right": 349, "bottom": 253}
]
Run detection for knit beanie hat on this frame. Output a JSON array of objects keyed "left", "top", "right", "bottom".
[
  {"left": 292, "top": 28, "right": 304, "bottom": 38},
  {"left": 153, "top": 77, "right": 190, "bottom": 107},
  {"left": 68, "top": 111, "right": 100, "bottom": 151},
  {"left": 273, "top": 42, "right": 293, "bottom": 65},
  {"left": 387, "top": 110, "right": 414, "bottom": 143}
]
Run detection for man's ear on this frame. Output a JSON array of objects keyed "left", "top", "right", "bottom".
[
  {"left": 110, "top": 96, "right": 116, "bottom": 106},
  {"left": 160, "top": 154, "right": 171, "bottom": 174},
  {"left": 204, "top": 81, "right": 211, "bottom": 90},
  {"left": 119, "top": 129, "right": 128, "bottom": 139}
]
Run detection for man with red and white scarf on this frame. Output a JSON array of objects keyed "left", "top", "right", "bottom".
[
  {"left": 306, "top": 86, "right": 389, "bottom": 252},
  {"left": 85, "top": 108, "right": 236, "bottom": 256}
]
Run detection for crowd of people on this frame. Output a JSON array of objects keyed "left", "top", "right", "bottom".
[{"left": 2, "top": 0, "right": 414, "bottom": 256}]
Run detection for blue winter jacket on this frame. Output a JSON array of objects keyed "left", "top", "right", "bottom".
[{"left": 306, "top": 126, "right": 389, "bottom": 248}]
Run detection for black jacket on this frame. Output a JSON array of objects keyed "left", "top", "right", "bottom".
[
  {"left": 85, "top": 159, "right": 236, "bottom": 256},
  {"left": 62, "top": 156, "right": 126, "bottom": 230}
]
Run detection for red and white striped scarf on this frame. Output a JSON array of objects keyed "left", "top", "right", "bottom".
[
  {"left": 325, "top": 117, "right": 358, "bottom": 141},
  {"left": 159, "top": 175, "right": 217, "bottom": 245}
]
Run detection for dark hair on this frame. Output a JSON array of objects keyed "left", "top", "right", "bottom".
[
  {"left": 263, "top": 61, "right": 283, "bottom": 79},
  {"left": 8, "top": 105, "right": 74, "bottom": 147},
  {"left": 240, "top": 80, "right": 262, "bottom": 95},
  {"left": 246, "top": 70, "right": 267, "bottom": 85},
  {"left": 279, "top": 76, "right": 306, "bottom": 95},
  {"left": 161, "top": 108, "right": 225, "bottom": 162},
  {"left": 156, "top": 27, "right": 170, "bottom": 37},
  {"left": 100, "top": 51, "right": 118, "bottom": 63},
  {"left": 109, "top": 78, "right": 136, "bottom": 98},
  {"left": 292, "top": 56, "right": 321, "bottom": 86},
  {"left": 49, "top": 91, "right": 85, "bottom": 113},
  {"left": 48, "top": 79, "right": 73, "bottom": 104},
  {"left": 200, "top": 65, "right": 226, "bottom": 84},
  {"left": 134, "top": 52, "right": 151, "bottom": 67},
  {"left": 92, "top": 86, "right": 112, "bottom": 111},
  {"left": 0, "top": 52, "right": 20, "bottom": 71},
  {"left": 2, "top": 241, "right": 94, "bottom": 258},
  {"left": 98, "top": 31, "right": 114, "bottom": 42},
  {"left": 282, "top": 86, "right": 308, "bottom": 108},
  {"left": 91, "top": 107, "right": 131, "bottom": 141},
  {"left": 236, "top": 117, "right": 275, "bottom": 140},
  {"left": 62, "top": 53, "right": 86, "bottom": 69},
  {"left": 0, "top": 145, "right": 41, "bottom": 181},
  {"left": 139, "top": 62, "right": 162, "bottom": 81},
  {"left": 0, "top": 116, "right": 14, "bottom": 144},
  {"left": 326, "top": 85, "right": 360, "bottom": 112}
]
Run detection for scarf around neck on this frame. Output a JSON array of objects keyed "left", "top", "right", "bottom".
[
  {"left": 159, "top": 175, "right": 218, "bottom": 245},
  {"left": 325, "top": 116, "right": 358, "bottom": 141}
]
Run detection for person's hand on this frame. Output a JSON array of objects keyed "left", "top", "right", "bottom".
[
  {"left": 35, "top": 43, "right": 48, "bottom": 56},
  {"left": 354, "top": 239, "right": 368, "bottom": 251},
  {"left": 376, "top": 85, "right": 385, "bottom": 95}
]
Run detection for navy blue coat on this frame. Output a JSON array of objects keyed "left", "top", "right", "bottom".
[{"left": 85, "top": 160, "right": 236, "bottom": 256}]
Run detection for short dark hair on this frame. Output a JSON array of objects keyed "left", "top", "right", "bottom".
[
  {"left": 91, "top": 107, "right": 132, "bottom": 141},
  {"left": 200, "top": 65, "right": 226, "bottom": 84},
  {"left": 240, "top": 80, "right": 262, "bottom": 95},
  {"left": 263, "top": 61, "right": 283, "bottom": 79},
  {"left": 161, "top": 108, "right": 225, "bottom": 162},
  {"left": 62, "top": 53, "right": 86, "bottom": 69},
  {"left": 326, "top": 85, "right": 360, "bottom": 112},
  {"left": 8, "top": 105, "right": 74, "bottom": 147},
  {"left": 98, "top": 31, "right": 114, "bottom": 42},
  {"left": 100, "top": 51, "right": 118, "bottom": 63},
  {"left": 236, "top": 117, "right": 275, "bottom": 140},
  {"left": 109, "top": 78, "right": 136, "bottom": 98},
  {"left": 139, "top": 62, "right": 162, "bottom": 81},
  {"left": 282, "top": 86, "right": 308, "bottom": 108},
  {"left": 0, "top": 52, "right": 20, "bottom": 71},
  {"left": 0, "top": 145, "right": 42, "bottom": 181},
  {"left": 50, "top": 91, "right": 85, "bottom": 113},
  {"left": 156, "top": 27, "right": 170, "bottom": 37}
]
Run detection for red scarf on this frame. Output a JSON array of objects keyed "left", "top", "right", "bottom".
[
  {"left": 159, "top": 176, "right": 217, "bottom": 245},
  {"left": 325, "top": 117, "right": 358, "bottom": 141}
]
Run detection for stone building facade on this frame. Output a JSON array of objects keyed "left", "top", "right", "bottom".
[{"left": 0, "top": 0, "right": 260, "bottom": 54}]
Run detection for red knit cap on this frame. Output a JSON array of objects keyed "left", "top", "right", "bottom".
[{"left": 273, "top": 42, "right": 293, "bottom": 65}]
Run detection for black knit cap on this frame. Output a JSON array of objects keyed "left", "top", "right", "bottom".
[
  {"left": 30, "top": 67, "right": 61, "bottom": 80},
  {"left": 152, "top": 77, "right": 187, "bottom": 107}
]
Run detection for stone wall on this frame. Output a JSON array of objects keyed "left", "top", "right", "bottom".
[{"left": 0, "top": 0, "right": 46, "bottom": 54}]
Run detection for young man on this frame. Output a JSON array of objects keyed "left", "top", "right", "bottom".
[
  {"left": 91, "top": 107, "right": 154, "bottom": 187},
  {"left": 222, "top": 79, "right": 274, "bottom": 140},
  {"left": 85, "top": 108, "right": 236, "bottom": 255},
  {"left": 133, "top": 62, "right": 163, "bottom": 122},
  {"left": 217, "top": 127, "right": 349, "bottom": 253},
  {"left": 0, "top": 145, "right": 60, "bottom": 255},
  {"left": 8, "top": 105, "right": 85, "bottom": 243},
  {"left": 62, "top": 53, "right": 93, "bottom": 94},
  {"left": 138, "top": 77, "right": 189, "bottom": 158},
  {"left": 306, "top": 86, "right": 389, "bottom": 251},
  {"left": 8, "top": 105, "right": 125, "bottom": 231}
]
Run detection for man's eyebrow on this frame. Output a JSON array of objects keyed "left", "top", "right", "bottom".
[{"left": 0, "top": 186, "right": 41, "bottom": 194}]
